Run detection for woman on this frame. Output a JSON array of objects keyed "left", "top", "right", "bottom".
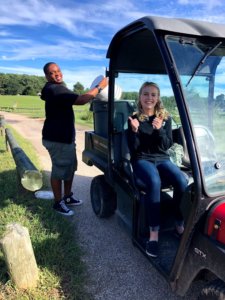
[{"left": 128, "top": 82, "right": 188, "bottom": 258}]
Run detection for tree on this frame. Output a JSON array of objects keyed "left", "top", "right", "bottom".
[
  {"left": 122, "top": 91, "right": 138, "bottom": 100},
  {"left": 4, "top": 75, "right": 23, "bottom": 95},
  {"left": 73, "top": 82, "right": 85, "bottom": 94},
  {"left": 0, "top": 73, "right": 46, "bottom": 95},
  {"left": 216, "top": 94, "right": 225, "bottom": 108}
]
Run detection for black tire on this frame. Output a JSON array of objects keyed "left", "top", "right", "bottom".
[
  {"left": 90, "top": 175, "right": 116, "bottom": 218},
  {"left": 198, "top": 279, "right": 225, "bottom": 300}
]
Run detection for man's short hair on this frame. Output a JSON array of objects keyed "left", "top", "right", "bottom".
[{"left": 43, "top": 62, "right": 56, "bottom": 75}]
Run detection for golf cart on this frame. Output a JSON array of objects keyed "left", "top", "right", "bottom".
[{"left": 82, "top": 16, "right": 225, "bottom": 298}]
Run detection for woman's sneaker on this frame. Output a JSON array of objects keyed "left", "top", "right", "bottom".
[
  {"left": 53, "top": 200, "right": 74, "bottom": 216},
  {"left": 146, "top": 240, "right": 158, "bottom": 258},
  {"left": 63, "top": 192, "right": 83, "bottom": 206}
]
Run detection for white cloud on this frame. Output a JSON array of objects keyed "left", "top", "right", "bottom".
[
  {"left": 0, "top": 38, "right": 108, "bottom": 61},
  {"left": 178, "top": 0, "right": 222, "bottom": 10},
  {"left": 63, "top": 66, "right": 107, "bottom": 89},
  {"left": 0, "top": 65, "right": 43, "bottom": 76},
  {"left": 0, "top": 1, "right": 95, "bottom": 38},
  {"left": 0, "top": 30, "right": 11, "bottom": 36},
  {"left": 0, "top": 0, "right": 224, "bottom": 40},
  {"left": 0, "top": 0, "right": 138, "bottom": 39},
  {"left": 0, "top": 0, "right": 225, "bottom": 91}
]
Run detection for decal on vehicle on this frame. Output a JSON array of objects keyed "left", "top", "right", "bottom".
[{"left": 194, "top": 248, "right": 206, "bottom": 259}]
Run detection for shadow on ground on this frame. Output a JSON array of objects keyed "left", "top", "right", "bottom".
[{"left": 0, "top": 169, "right": 93, "bottom": 300}]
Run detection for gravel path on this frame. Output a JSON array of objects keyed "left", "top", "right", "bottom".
[{"left": 0, "top": 111, "right": 200, "bottom": 300}]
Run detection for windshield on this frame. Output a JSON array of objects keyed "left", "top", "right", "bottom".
[{"left": 166, "top": 36, "right": 225, "bottom": 196}]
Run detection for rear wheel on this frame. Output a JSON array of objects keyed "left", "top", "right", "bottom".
[
  {"left": 198, "top": 279, "right": 225, "bottom": 300},
  {"left": 90, "top": 175, "right": 116, "bottom": 218}
]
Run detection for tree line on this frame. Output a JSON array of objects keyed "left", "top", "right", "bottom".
[
  {"left": 0, "top": 73, "right": 180, "bottom": 108},
  {"left": 0, "top": 73, "right": 46, "bottom": 96},
  {"left": 0, "top": 73, "right": 89, "bottom": 96},
  {"left": 0, "top": 73, "right": 139, "bottom": 98}
]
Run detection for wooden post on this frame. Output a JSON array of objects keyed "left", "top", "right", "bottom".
[
  {"left": 0, "top": 223, "right": 39, "bottom": 289},
  {"left": 5, "top": 128, "right": 43, "bottom": 191}
]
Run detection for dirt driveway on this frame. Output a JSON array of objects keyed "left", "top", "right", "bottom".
[{"left": 0, "top": 111, "right": 200, "bottom": 300}]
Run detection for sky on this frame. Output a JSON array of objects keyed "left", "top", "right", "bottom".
[{"left": 1, "top": 0, "right": 225, "bottom": 90}]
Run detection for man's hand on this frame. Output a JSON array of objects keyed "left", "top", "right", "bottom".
[
  {"left": 76, "top": 77, "right": 109, "bottom": 105},
  {"left": 98, "top": 77, "right": 108, "bottom": 90}
]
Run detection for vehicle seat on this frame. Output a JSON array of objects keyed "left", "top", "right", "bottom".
[
  {"left": 113, "top": 100, "right": 137, "bottom": 165},
  {"left": 120, "top": 131, "right": 171, "bottom": 193},
  {"left": 90, "top": 99, "right": 137, "bottom": 138},
  {"left": 114, "top": 100, "right": 137, "bottom": 132},
  {"left": 120, "top": 126, "right": 191, "bottom": 193}
]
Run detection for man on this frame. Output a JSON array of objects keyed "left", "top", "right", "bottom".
[{"left": 41, "top": 62, "right": 108, "bottom": 216}]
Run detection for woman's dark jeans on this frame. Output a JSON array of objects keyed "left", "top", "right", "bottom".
[{"left": 133, "top": 159, "right": 188, "bottom": 231}]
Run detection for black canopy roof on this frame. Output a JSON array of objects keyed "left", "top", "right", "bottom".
[{"left": 107, "top": 16, "right": 225, "bottom": 74}]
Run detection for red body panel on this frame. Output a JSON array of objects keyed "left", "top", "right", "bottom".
[{"left": 206, "top": 202, "right": 225, "bottom": 244}]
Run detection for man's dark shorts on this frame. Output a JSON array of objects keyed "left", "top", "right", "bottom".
[{"left": 42, "top": 139, "right": 77, "bottom": 180}]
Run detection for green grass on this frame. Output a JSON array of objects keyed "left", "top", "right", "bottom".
[
  {"left": 0, "top": 129, "right": 91, "bottom": 300},
  {"left": 0, "top": 95, "right": 94, "bottom": 127},
  {"left": 0, "top": 95, "right": 45, "bottom": 118}
]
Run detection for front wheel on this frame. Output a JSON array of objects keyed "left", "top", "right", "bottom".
[
  {"left": 90, "top": 175, "right": 116, "bottom": 218},
  {"left": 198, "top": 279, "right": 225, "bottom": 300}
]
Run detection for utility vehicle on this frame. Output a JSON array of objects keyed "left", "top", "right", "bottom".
[{"left": 82, "top": 16, "right": 225, "bottom": 298}]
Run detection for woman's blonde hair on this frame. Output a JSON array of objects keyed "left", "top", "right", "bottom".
[{"left": 137, "top": 82, "right": 169, "bottom": 121}]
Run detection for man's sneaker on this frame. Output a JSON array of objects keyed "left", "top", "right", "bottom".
[
  {"left": 146, "top": 240, "right": 158, "bottom": 258},
  {"left": 63, "top": 192, "right": 83, "bottom": 206},
  {"left": 53, "top": 200, "right": 74, "bottom": 216}
]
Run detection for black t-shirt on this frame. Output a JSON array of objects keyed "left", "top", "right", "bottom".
[
  {"left": 127, "top": 114, "right": 173, "bottom": 162},
  {"left": 41, "top": 82, "right": 79, "bottom": 143}
]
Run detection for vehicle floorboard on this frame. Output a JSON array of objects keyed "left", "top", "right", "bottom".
[{"left": 136, "top": 230, "right": 180, "bottom": 275}]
